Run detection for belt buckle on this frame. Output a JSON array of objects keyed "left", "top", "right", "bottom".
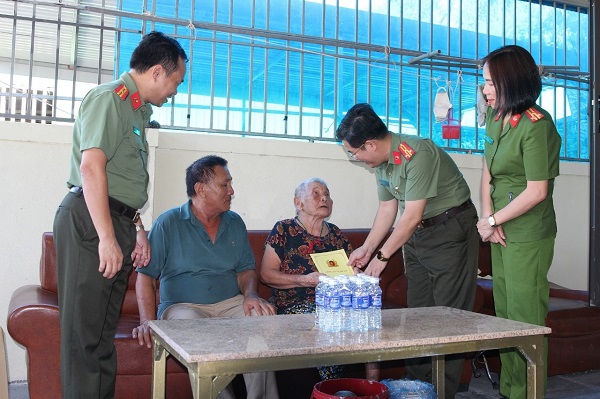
[{"left": 132, "top": 211, "right": 140, "bottom": 223}]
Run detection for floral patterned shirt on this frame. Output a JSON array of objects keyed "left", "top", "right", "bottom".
[{"left": 265, "top": 218, "right": 352, "bottom": 313}]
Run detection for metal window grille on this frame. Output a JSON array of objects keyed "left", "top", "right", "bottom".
[{"left": 0, "top": 0, "right": 591, "bottom": 161}]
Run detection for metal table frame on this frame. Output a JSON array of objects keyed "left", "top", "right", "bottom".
[{"left": 149, "top": 308, "right": 549, "bottom": 399}]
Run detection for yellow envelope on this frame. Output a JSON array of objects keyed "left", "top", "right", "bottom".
[{"left": 310, "top": 249, "right": 354, "bottom": 277}]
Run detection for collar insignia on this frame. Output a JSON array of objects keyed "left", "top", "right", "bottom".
[
  {"left": 393, "top": 151, "right": 402, "bottom": 165},
  {"left": 130, "top": 92, "right": 142, "bottom": 111},
  {"left": 509, "top": 114, "right": 522, "bottom": 128},
  {"left": 398, "top": 142, "right": 415, "bottom": 160},
  {"left": 114, "top": 84, "right": 129, "bottom": 101}
]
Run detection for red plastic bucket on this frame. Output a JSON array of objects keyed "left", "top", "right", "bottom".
[{"left": 311, "top": 378, "right": 390, "bottom": 399}]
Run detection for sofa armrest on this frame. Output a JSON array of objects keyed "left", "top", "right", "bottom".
[
  {"left": 549, "top": 286, "right": 589, "bottom": 302},
  {"left": 7, "top": 285, "right": 60, "bottom": 347}
]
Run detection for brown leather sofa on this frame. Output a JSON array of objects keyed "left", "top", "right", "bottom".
[
  {"left": 475, "top": 241, "right": 600, "bottom": 378},
  {"left": 17, "top": 230, "right": 595, "bottom": 398}
]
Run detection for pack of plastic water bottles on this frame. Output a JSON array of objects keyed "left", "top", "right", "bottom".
[{"left": 315, "top": 274, "right": 382, "bottom": 332}]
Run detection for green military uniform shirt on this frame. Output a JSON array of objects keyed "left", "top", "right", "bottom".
[
  {"left": 67, "top": 72, "right": 153, "bottom": 210},
  {"left": 375, "top": 133, "right": 471, "bottom": 219},
  {"left": 483, "top": 105, "right": 561, "bottom": 242}
]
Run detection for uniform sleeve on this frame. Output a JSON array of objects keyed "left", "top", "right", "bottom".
[
  {"left": 77, "top": 91, "right": 126, "bottom": 160},
  {"left": 522, "top": 119, "right": 555, "bottom": 181},
  {"left": 376, "top": 172, "right": 395, "bottom": 201},
  {"left": 404, "top": 149, "right": 439, "bottom": 201}
]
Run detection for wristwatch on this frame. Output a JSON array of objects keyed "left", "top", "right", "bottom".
[
  {"left": 135, "top": 224, "right": 145, "bottom": 232},
  {"left": 488, "top": 214, "right": 497, "bottom": 227},
  {"left": 376, "top": 250, "right": 390, "bottom": 262}
]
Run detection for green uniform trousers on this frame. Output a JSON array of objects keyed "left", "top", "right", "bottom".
[
  {"left": 54, "top": 191, "right": 136, "bottom": 399},
  {"left": 402, "top": 205, "right": 479, "bottom": 399},
  {"left": 491, "top": 235, "right": 555, "bottom": 399}
]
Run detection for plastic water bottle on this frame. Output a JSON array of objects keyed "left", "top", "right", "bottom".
[
  {"left": 367, "top": 276, "right": 382, "bottom": 330},
  {"left": 337, "top": 275, "right": 353, "bottom": 332},
  {"left": 322, "top": 278, "right": 341, "bottom": 332},
  {"left": 314, "top": 275, "right": 328, "bottom": 328},
  {"left": 351, "top": 279, "right": 370, "bottom": 332}
]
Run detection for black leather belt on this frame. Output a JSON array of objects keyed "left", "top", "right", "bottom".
[
  {"left": 419, "top": 199, "right": 473, "bottom": 228},
  {"left": 69, "top": 186, "right": 139, "bottom": 222}
]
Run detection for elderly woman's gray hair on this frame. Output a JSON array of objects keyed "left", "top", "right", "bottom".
[{"left": 294, "top": 178, "right": 329, "bottom": 200}]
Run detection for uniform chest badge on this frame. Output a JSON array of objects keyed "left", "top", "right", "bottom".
[
  {"left": 393, "top": 151, "right": 402, "bottom": 165},
  {"left": 398, "top": 142, "right": 415, "bottom": 160},
  {"left": 114, "top": 84, "right": 129, "bottom": 100}
]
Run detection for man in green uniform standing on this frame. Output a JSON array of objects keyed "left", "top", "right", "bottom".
[
  {"left": 336, "top": 103, "right": 479, "bottom": 398},
  {"left": 53, "top": 32, "right": 187, "bottom": 399}
]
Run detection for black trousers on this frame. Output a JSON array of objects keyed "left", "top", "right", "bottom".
[
  {"left": 54, "top": 192, "right": 135, "bottom": 399},
  {"left": 403, "top": 205, "right": 479, "bottom": 399}
]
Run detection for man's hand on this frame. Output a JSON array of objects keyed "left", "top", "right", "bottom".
[
  {"left": 347, "top": 245, "right": 372, "bottom": 269},
  {"left": 363, "top": 257, "right": 387, "bottom": 277},
  {"left": 131, "top": 229, "right": 151, "bottom": 268},
  {"left": 98, "top": 237, "right": 124, "bottom": 279},
  {"left": 243, "top": 293, "right": 276, "bottom": 316},
  {"left": 132, "top": 320, "right": 154, "bottom": 348}
]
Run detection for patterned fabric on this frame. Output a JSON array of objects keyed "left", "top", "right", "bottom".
[{"left": 265, "top": 218, "right": 352, "bottom": 313}]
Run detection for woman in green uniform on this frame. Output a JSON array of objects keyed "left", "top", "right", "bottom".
[{"left": 476, "top": 45, "right": 561, "bottom": 399}]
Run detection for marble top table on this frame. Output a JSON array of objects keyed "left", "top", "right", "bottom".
[{"left": 149, "top": 306, "right": 551, "bottom": 399}]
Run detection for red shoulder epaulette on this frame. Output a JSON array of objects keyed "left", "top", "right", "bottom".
[
  {"left": 114, "top": 84, "right": 129, "bottom": 101},
  {"left": 524, "top": 107, "right": 544, "bottom": 123},
  {"left": 398, "top": 142, "right": 415, "bottom": 160}
]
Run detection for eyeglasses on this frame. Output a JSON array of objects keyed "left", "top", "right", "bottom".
[{"left": 348, "top": 143, "right": 366, "bottom": 159}]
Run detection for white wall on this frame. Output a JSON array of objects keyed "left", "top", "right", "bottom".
[{"left": 0, "top": 121, "right": 590, "bottom": 383}]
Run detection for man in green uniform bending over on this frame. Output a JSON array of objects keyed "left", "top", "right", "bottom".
[
  {"left": 336, "top": 103, "right": 479, "bottom": 399},
  {"left": 53, "top": 32, "right": 187, "bottom": 399}
]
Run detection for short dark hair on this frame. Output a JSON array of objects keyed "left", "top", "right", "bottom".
[
  {"left": 185, "top": 155, "right": 228, "bottom": 197},
  {"left": 335, "top": 103, "right": 388, "bottom": 148},
  {"left": 482, "top": 45, "right": 541, "bottom": 118},
  {"left": 130, "top": 31, "right": 188, "bottom": 76}
]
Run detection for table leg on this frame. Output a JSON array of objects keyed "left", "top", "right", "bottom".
[
  {"left": 151, "top": 338, "right": 167, "bottom": 399},
  {"left": 189, "top": 369, "right": 235, "bottom": 399},
  {"left": 431, "top": 355, "right": 445, "bottom": 399},
  {"left": 517, "top": 335, "right": 545, "bottom": 399}
]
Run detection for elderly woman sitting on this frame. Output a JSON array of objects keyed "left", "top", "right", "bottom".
[{"left": 260, "top": 177, "right": 379, "bottom": 381}]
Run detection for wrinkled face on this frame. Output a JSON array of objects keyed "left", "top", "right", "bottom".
[
  {"left": 482, "top": 63, "right": 497, "bottom": 108},
  {"left": 201, "top": 165, "right": 234, "bottom": 213},
  {"left": 150, "top": 58, "right": 186, "bottom": 107},
  {"left": 296, "top": 182, "right": 333, "bottom": 218}
]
